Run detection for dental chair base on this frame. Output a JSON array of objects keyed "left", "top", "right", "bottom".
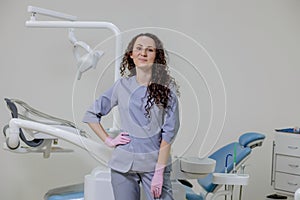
[{"left": 84, "top": 167, "right": 114, "bottom": 200}]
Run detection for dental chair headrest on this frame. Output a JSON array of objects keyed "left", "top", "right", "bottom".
[{"left": 239, "top": 132, "right": 265, "bottom": 149}]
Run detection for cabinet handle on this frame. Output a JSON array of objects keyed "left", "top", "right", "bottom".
[
  {"left": 271, "top": 141, "right": 275, "bottom": 185},
  {"left": 288, "top": 164, "right": 299, "bottom": 168},
  {"left": 288, "top": 145, "right": 298, "bottom": 150},
  {"left": 288, "top": 182, "right": 298, "bottom": 186}
]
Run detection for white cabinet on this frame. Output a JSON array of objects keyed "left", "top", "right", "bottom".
[{"left": 272, "top": 132, "right": 300, "bottom": 194}]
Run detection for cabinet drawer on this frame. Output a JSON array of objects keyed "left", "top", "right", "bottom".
[
  {"left": 275, "top": 133, "right": 300, "bottom": 156},
  {"left": 275, "top": 172, "right": 300, "bottom": 193},
  {"left": 276, "top": 155, "right": 300, "bottom": 174}
]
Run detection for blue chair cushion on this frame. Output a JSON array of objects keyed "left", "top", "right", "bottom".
[
  {"left": 239, "top": 132, "right": 265, "bottom": 147},
  {"left": 47, "top": 191, "right": 84, "bottom": 200},
  {"left": 197, "top": 142, "right": 251, "bottom": 193}
]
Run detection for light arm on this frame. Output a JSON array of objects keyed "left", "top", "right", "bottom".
[{"left": 27, "top": 5, "right": 77, "bottom": 21}]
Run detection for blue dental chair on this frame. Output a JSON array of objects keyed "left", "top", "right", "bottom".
[
  {"left": 44, "top": 132, "right": 265, "bottom": 200},
  {"left": 183, "top": 132, "right": 265, "bottom": 200}
]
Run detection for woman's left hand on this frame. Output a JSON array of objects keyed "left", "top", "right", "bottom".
[{"left": 151, "top": 164, "right": 165, "bottom": 198}]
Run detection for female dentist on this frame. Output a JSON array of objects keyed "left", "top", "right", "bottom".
[{"left": 83, "top": 33, "right": 180, "bottom": 200}]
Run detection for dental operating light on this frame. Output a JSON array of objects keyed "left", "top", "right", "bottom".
[
  {"left": 26, "top": 5, "right": 121, "bottom": 128},
  {"left": 26, "top": 5, "right": 122, "bottom": 82}
]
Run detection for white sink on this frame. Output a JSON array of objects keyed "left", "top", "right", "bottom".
[
  {"left": 212, "top": 173, "right": 249, "bottom": 185},
  {"left": 180, "top": 157, "right": 216, "bottom": 174},
  {"left": 171, "top": 157, "right": 216, "bottom": 179}
]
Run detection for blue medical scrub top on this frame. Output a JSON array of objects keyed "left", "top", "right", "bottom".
[{"left": 83, "top": 76, "right": 179, "bottom": 173}]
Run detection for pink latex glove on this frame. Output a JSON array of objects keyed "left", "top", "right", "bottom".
[
  {"left": 151, "top": 163, "right": 166, "bottom": 199},
  {"left": 104, "top": 132, "right": 131, "bottom": 147}
]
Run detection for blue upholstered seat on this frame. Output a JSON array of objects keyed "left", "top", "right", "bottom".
[{"left": 185, "top": 132, "right": 265, "bottom": 200}]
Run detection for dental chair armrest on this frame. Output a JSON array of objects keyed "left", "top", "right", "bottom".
[{"left": 178, "top": 179, "right": 193, "bottom": 188}]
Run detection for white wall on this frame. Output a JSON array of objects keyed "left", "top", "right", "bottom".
[{"left": 1, "top": 0, "right": 300, "bottom": 199}]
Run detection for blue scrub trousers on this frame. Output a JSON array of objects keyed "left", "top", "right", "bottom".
[{"left": 111, "top": 169, "right": 174, "bottom": 200}]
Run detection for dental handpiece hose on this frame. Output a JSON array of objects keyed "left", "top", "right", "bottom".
[
  {"left": 225, "top": 153, "right": 232, "bottom": 173},
  {"left": 233, "top": 143, "right": 237, "bottom": 173}
]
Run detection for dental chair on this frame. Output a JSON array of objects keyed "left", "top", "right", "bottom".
[
  {"left": 182, "top": 132, "right": 265, "bottom": 200},
  {"left": 3, "top": 98, "right": 216, "bottom": 200}
]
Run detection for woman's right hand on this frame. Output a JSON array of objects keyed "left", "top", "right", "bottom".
[{"left": 104, "top": 132, "right": 131, "bottom": 147}]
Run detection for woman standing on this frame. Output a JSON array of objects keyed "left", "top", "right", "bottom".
[{"left": 83, "top": 33, "right": 180, "bottom": 200}]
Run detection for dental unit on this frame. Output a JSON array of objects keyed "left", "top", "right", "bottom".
[
  {"left": 2, "top": 6, "right": 267, "bottom": 200},
  {"left": 2, "top": 6, "right": 218, "bottom": 200}
]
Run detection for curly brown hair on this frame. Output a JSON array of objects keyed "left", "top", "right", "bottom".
[{"left": 120, "top": 33, "right": 179, "bottom": 117}]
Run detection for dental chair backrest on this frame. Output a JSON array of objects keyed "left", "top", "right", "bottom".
[
  {"left": 4, "top": 98, "right": 44, "bottom": 148},
  {"left": 197, "top": 132, "right": 265, "bottom": 194},
  {"left": 3, "top": 98, "right": 88, "bottom": 149}
]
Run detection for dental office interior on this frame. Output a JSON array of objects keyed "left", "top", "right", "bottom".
[{"left": 1, "top": 0, "right": 300, "bottom": 200}]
